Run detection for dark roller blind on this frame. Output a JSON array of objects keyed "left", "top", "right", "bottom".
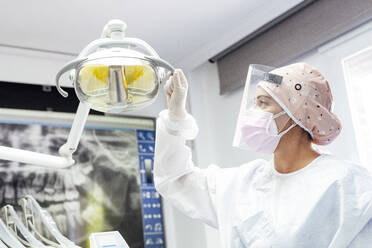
[
  {"left": 215, "top": 0, "right": 372, "bottom": 94},
  {"left": 0, "top": 82, "right": 103, "bottom": 115}
]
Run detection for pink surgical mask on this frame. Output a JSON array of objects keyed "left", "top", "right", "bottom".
[{"left": 240, "top": 108, "right": 296, "bottom": 154}]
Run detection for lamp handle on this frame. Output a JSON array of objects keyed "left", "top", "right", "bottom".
[{"left": 55, "top": 58, "right": 86, "bottom": 97}]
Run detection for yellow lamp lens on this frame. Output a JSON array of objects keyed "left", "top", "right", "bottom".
[{"left": 79, "top": 65, "right": 109, "bottom": 95}]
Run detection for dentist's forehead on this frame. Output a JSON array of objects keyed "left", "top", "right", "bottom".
[{"left": 255, "top": 85, "right": 272, "bottom": 97}]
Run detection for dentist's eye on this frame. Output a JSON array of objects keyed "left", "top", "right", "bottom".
[{"left": 259, "top": 100, "right": 268, "bottom": 106}]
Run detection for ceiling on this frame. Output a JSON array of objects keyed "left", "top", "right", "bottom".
[{"left": 0, "top": 0, "right": 304, "bottom": 71}]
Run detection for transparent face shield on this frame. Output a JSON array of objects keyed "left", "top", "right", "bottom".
[{"left": 232, "top": 64, "right": 295, "bottom": 150}]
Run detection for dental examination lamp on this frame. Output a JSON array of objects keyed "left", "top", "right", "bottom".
[{"left": 0, "top": 19, "right": 175, "bottom": 168}]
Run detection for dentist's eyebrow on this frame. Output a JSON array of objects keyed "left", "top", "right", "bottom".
[{"left": 256, "top": 95, "right": 272, "bottom": 100}]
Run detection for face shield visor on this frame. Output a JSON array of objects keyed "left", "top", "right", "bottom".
[{"left": 233, "top": 64, "right": 310, "bottom": 151}]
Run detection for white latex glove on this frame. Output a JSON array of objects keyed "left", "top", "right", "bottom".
[{"left": 164, "top": 69, "right": 188, "bottom": 120}]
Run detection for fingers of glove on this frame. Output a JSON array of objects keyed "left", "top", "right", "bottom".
[
  {"left": 164, "top": 78, "right": 175, "bottom": 108},
  {"left": 173, "top": 70, "right": 183, "bottom": 89},
  {"left": 166, "top": 93, "right": 171, "bottom": 106},
  {"left": 176, "top": 69, "right": 188, "bottom": 89},
  {"left": 170, "top": 76, "right": 175, "bottom": 91},
  {"left": 173, "top": 70, "right": 187, "bottom": 90},
  {"left": 164, "top": 77, "right": 174, "bottom": 96}
]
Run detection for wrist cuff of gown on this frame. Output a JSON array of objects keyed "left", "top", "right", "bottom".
[{"left": 158, "top": 109, "right": 199, "bottom": 140}]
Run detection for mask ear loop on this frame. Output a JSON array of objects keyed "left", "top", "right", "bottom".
[
  {"left": 272, "top": 110, "right": 297, "bottom": 136},
  {"left": 278, "top": 123, "right": 297, "bottom": 137},
  {"left": 272, "top": 110, "right": 286, "bottom": 119}
]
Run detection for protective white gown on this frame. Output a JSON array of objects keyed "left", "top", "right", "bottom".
[{"left": 154, "top": 110, "right": 372, "bottom": 248}]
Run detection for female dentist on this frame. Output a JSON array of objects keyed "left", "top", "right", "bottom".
[{"left": 154, "top": 63, "right": 372, "bottom": 247}]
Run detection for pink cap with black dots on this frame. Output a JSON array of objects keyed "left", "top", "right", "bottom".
[{"left": 258, "top": 62, "right": 342, "bottom": 145}]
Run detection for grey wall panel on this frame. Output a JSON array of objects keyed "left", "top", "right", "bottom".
[{"left": 217, "top": 0, "right": 372, "bottom": 94}]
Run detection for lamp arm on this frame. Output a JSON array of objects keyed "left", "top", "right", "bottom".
[{"left": 59, "top": 102, "right": 91, "bottom": 158}]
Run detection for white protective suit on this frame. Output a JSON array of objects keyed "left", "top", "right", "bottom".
[{"left": 154, "top": 110, "right": 372, "bottom": 248}]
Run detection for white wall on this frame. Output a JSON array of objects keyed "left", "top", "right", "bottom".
[
  {"left": 0, "top": 46, "right": 73, "bottom": 86},
  {"left": 185, "top": 21, "right": 372, "bottom": 247}
]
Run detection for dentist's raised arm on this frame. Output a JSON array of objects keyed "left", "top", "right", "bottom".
[{"left": 153, "top": 69, "right": 220, "bottom": 228}]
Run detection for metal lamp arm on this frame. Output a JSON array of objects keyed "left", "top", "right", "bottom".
[{"left": 58, "top": 102, "right": 90, "bottom": 158}]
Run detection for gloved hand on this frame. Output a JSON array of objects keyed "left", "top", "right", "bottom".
[{"left": 164, "top": 69, "right": 188, "bottom": 120}]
